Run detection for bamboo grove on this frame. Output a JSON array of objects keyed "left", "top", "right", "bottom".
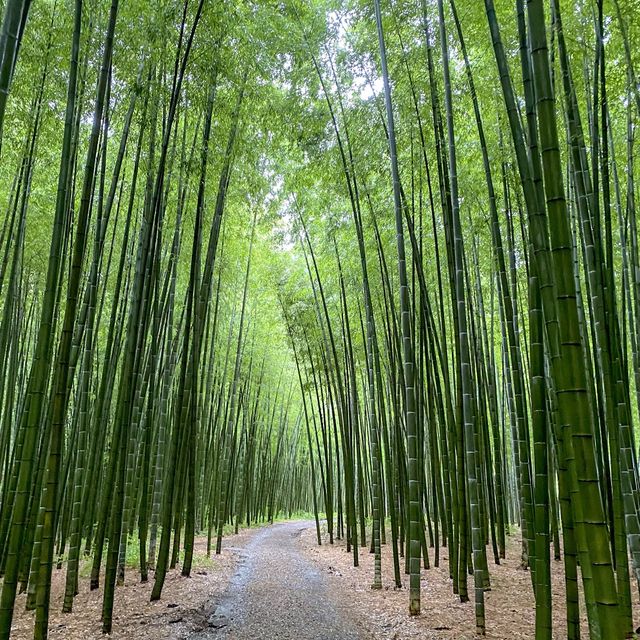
[{"left": 0, "top": 0, "right": 639, "bottom": 639}]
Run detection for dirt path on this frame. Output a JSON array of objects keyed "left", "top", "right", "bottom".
[
  {"left": 192, "top": 521, "right": 370, "bottom": 640},
  {"left": 18, "top": 519, "right": 628, "bottom": 639}
]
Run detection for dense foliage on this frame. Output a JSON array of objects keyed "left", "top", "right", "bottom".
[{"left": 0, "top": 0, "right": 639, "bottom": 638}]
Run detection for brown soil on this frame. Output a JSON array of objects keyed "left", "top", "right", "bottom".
[
  {"left": 10, "top": 528, "right": 257, "bottom": 639},
  {"left": 10, "top": 522, "right": 639, "bottom": 639},
  {"left": 301, "top": 524, "right": 640, "bottom": 640}
]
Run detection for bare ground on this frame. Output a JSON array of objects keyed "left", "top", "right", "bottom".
[
  {"left": 10, "top": 528, "right": 257, "bottom": 639},
  {"left": 301, "top": 521, "right": 640, "bottom": 639},
  {"left": 9, "top": 521, "right": 640, "bottom": 639}
]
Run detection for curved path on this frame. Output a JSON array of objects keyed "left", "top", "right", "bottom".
[{"left": 191, "top": 521, "right": 369, "bottom": 640}]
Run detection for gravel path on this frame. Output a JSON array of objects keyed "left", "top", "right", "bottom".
[{"left": 191, "top": 521, "right": 370, "bottom": 640}]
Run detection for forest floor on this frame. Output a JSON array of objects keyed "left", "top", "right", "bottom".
[
  {"left": 302, "top": 521, "right": 640, "bottom": 639},
  {"left": 9, "top": 527, "right": 256, "bottom": 639},
  {"left": 10, "top": 521, "right": 368, "bottom": 640},
  {"left": 10, "top": 520, "right": 640, "bottom": 639}
]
